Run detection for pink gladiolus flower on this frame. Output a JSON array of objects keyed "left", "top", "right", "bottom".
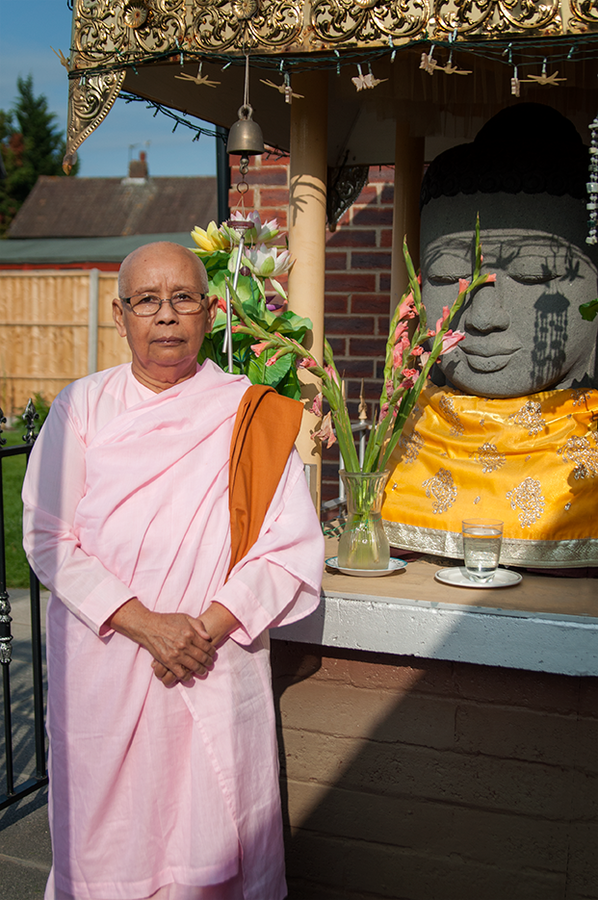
[
  {"left": 393, "top": 336, "right": 410, "bottom": 369},
  {"left": 217, "top": 296, "right": 227, "bottom": 313},
  {"left": 458, "top": 278, "right": 470, "bottom": 294},
  {"left": 435, "top": 306, "right": 451, "bottom": 333},
  {"left": 265, "top": 348, "right": 284, "bottom": 367},
  {"left": 310, "top": 392, "right": 323, "bottom": 417},
  {"left": 251, "top": 341, "right": 272, "bottom": 357},
  {"left": 394, "top": 321, "right": 408, "bottom": 342},
  {"left": 411, "top": 345, "right": 423, "bottom": 357},
  {"left": 379, "top": 402, "right": 390, "bottom": 422},
  {"left": 400, "top": 368, "right": 418, "bottom": 390},
  {"left": 324, "top": 365, "right": 340, "bottom": 387},
  {"left": 440, "top": 330, "right": 466, "bottom": 354},
  {"left": 420, "top": 351, "right": 431, "bottom": 367},
  {"left": 397, "top": 294, "right": 416, "bottom": 320},
  {"left": 312, "top": 412, "right": 336, "bottom": 448},
  {"left": 486, "top": 273, "right": 497, "bottom": 283},
  {"left": 231, "top": 325, "right": 243, "bottom": 333},
  {"left": 298, "top": 357, "right": 318, "bottom": 369}
]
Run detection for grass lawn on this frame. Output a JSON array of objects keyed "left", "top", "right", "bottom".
[{"left": 2, "top": 430, "right": 35, "bottom": 589}]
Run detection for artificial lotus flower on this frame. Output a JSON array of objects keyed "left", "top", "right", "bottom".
[
  {"left": 225, "top": 211, "right": 283, "bottom": 247},
  {"left": 242, "top": 244, "right": 293, "bottom": 278},
  {"left": 239, "top": 245, "right": 294, "bottom": 299},
  {"left": 191, "top": 221, "right": 231, "bottom": 253}
]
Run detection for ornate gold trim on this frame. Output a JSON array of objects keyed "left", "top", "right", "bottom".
[
  {"left": 311, "top": 0, "right": 429, "bottom": 45},
  {"left": 68, "top": 0, "right": 594, "bottom": 63},
  {"left": 63, "top": 70, "right": 126, "bottom": 174},
  {"left": 434, "top": 0, "right": 562, "bottom": 37},
  {"left": 383, "top": 520, "right": 598, "bottom": 567}
]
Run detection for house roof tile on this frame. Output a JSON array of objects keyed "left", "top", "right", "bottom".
[{"left": 8, "top": 175, "right": 217, "bottom": 239}]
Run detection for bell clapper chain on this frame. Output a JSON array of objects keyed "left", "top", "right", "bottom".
[
  {"left": 223, "top": 53, "right": 265, "bottom": 372},
  {"left": 587, "top": 114, "right": 598, "bottom": 246}
]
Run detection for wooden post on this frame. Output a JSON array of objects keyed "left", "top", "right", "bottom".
[
  {"left": 288, "top": 71, "right": 328, "bottom": 513},
  {"left": 390, "top": 123, "right": 424, "bottom": 312},
  {"left": 88, "top": 268, "right": 99, "bottom": 375}
]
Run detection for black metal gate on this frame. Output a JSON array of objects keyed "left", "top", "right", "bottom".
[{"left": 0, "top": 400, "right": 47, "bottom": 809}]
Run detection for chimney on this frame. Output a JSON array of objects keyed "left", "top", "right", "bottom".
[{"left": 126, "top": 151, "right": 149, "bottom": 181}]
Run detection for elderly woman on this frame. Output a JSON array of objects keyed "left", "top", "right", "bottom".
[{"left": 23, "top": 242, "right": 324, "bottom": 900}]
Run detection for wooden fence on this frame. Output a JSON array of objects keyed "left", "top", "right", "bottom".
[{"left": 0, "top": 270, "right": 130, "bottom": 415}]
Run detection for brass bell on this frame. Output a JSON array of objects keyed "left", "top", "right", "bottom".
[{"left": 227, "top": 104, "right": 265, "bottom": 160}]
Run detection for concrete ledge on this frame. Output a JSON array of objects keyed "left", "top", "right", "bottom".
[{"left": 272, "top": 590, "right": 598, "bottom": 677}]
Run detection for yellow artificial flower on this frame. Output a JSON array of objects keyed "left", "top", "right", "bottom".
[{"left": 191, "top": 221, "right": 231, "bottom": 253}]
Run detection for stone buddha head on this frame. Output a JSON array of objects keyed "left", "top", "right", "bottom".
[{"left": 420, "top": 104, "right": 598, "bottom": 399}]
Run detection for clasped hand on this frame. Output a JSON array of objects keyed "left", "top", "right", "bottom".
[
  {"left": 143, "top": 612, "right": 215, "bottom": 686},
  {"left": 108, "top": 600, "right": 215, "bottom": 687},
  {"left": 108, "top": 598, "right": 240, "bottom": 688}
]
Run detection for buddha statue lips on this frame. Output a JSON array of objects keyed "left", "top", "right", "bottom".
[{"left": 382, "top": 103, "right": 598, "bottom": 568}]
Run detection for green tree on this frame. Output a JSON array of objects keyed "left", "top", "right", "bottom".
[{"left": 0, "top": 75, "right": 77, "bottom": 237}]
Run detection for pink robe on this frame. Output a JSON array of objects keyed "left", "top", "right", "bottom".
[{"left": 22, "top": 361, "right": 324, "bottom": 900}]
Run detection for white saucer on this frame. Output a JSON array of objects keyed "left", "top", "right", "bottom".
[
  {"left": 435, "top": 566, "right": 522, "bottom": 589},
  {"left": 326, "top": 556, "right": 407, "bottom": 577}
]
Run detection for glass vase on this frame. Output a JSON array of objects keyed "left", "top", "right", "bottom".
[{"left": 338, "top": 471, "right": 391, "bottom": 570}]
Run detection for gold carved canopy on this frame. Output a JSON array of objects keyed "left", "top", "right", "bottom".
[{"left": 65, "top": 0, "right": 598, "bottom": 168}]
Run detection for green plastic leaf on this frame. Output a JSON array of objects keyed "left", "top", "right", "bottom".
[
  {"left": 579, "top": 298, "right": 598, "bottom": 322},
  {"left": 247, "top": 350, "right": 292, "bottom": 388}
]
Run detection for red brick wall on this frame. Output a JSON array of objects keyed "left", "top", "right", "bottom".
[
  {"left": 271, "top": 641, "right": 598, "bottom": 900},
  {"left": 230, "top": 153, "right": 395, "bottom": 503}
]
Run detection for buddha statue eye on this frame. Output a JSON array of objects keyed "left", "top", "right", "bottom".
[
  {"left": 427, "top": 274, "right": 466, "bottom": 286},
  {"left": 509, "top": 272, "right": 557, "bottom": 285}
]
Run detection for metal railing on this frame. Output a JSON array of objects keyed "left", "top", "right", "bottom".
[{"left": 0, "top": 400, "right": 47, "bottom": 810}]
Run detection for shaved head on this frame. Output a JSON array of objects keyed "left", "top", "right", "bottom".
[{"left": 119, "top": 242, "right": 208, "bottom": 298}]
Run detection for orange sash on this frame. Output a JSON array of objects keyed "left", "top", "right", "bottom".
[{"left": 228, "top": 385, "right": 303, "bottom": 575}]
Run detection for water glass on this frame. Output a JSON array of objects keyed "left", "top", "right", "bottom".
[{"left": 462, "top": 519, "right": 503, "bottom": 584}]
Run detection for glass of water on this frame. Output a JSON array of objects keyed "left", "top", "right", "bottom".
[{"left": 462, "top": 519, "right": 503, "bottom": 584}]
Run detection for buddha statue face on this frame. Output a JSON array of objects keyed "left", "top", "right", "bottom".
[{"left": 420, "top": 191, "right": 598, "bottom": 398}]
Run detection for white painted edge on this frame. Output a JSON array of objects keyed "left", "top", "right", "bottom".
[{"left": 271, "top": 590, "right": 598, "bottom": 676}]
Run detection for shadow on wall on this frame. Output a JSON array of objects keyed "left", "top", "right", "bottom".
[{"left": 271, "top": 640, "right": 598, "bottom": 900}]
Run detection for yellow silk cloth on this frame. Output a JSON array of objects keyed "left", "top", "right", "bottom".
[{"left": 382, "top": 385, "right": 598, "bottom": 567}]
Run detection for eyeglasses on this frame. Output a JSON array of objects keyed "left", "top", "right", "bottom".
[{"left": 121, "top": 291, "right": 207, "bottom": 317}]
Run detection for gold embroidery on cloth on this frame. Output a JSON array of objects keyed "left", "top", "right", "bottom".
[
  {"left": 439, "top": 396, "right": 464, "bottom": 436},
  {"left": 423, "top": 468, "right": 457, "bottom": 514},
  {"left": 508, "top": 400, "right": 546, "bottom": 436},
  {"left": 398, "top": 430, "right": 424, "bottom": 465},
  {"left": 572, "top": 389, "right": 595, "bottom": 407},
  {"left": 557, "top": 433, "right": 598, "bottom": 479},
  {"left": 470, "top": 441, "right": 506, "bottom": 473},
  {"left": 506, "top": 477, "right": 546, "bottom": 527}
]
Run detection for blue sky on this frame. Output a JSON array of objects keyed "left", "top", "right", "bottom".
[{"left": 0, "top": 0, "right": 216, "bottom": 177}]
